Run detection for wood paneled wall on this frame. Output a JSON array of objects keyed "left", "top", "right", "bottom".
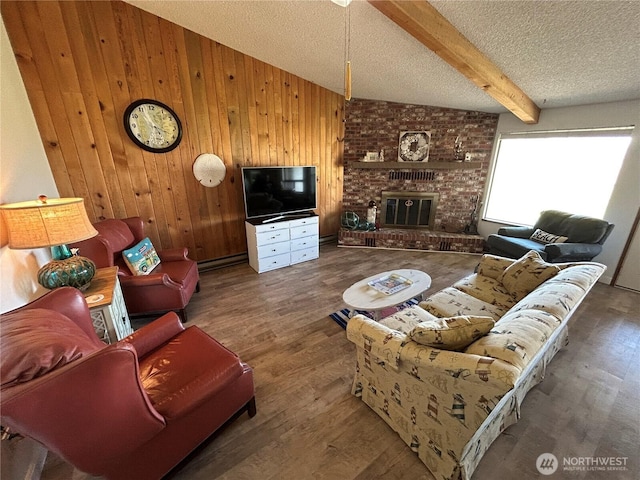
[{"left": 1, "top": 1, "right": 344, "bottom": 262}]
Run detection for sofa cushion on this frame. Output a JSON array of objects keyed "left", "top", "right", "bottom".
[
  {"left": 498, "top": 250, "right": 560, "bottom": 301},
  {"left": 379, "top": 305, "right": 439, "bottom": 334},
  {"left": 452, "top": 274, "right": 517, "bottom": 312},
  {"left": 465, "top": 309, "right": 561, "bottom": 370},
  {"left": 530, "top": 228, "right": 568, "bottom": 244},
  {"left": 476, "top": 254, "right": 515, "bottom": 280},
  {"left": 495, "top": 309, "right": 562, "bottom": 336},
  {"left": 419, "top": 287, "right": 508, "bottom": 320},
  {"left": 410, "top": 315, "right": 495, "bottom": 350},
  {"left": 1, "top": 309, "right": 100, "bottom": 387},
  {"left": 545, "top": 263, "right": 606, "bottom": 291},
  {"left": 509, "top": 282, "right": 586, "bottom": 322}
]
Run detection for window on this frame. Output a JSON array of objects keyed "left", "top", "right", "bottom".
[{"left": 484, "top": 127, "right": 633, "bottom": 226}]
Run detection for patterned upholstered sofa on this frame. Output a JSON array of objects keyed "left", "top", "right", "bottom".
[{"left": 346, "top": 251, "right": 605, "bottom": 480}]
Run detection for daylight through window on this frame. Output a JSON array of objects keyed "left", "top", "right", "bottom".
[{"left": 484, "top": 128, "right": 633, "bottom": 226}]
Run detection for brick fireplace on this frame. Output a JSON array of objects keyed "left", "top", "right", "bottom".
[{"left": 339, "top": 99, "right": 498, "bottom": 254}]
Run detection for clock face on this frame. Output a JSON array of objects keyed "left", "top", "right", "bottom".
[{"left": 124, "top": 99, "right": 182, "bottom": 153}]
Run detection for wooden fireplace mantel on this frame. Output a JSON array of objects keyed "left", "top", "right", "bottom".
[{"left": 347, "top": 161, "right": 482, "bottom": 170}]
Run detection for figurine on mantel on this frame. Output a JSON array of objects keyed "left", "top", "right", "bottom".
[
  {"left": 379, "top": 149, "right": 385, "bottom": 162},
  {"left": 454, "top": 136, "right": 463, "bottom": 162}
]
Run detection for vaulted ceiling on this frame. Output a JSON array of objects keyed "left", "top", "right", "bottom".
[{"left": 126, "top": 0, "right": 640, "bottom": 120}]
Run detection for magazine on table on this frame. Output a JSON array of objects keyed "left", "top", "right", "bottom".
[{"left": 368, "top": 273, "right": 412, "bottom": 295}]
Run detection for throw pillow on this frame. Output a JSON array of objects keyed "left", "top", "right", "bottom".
[
  {"left": 409, "top": 315, "right": 495, "bottom": 351},
  {"left": 476, "top": 254, "right": 516, "bottom": 280},
  {"left": 123, "top": 237, "right": 161, "bottom": 275},
  {"left": 530, "top": 228, "right": 568, "bottom": 244},
  {"left": 1, "top": 309, "right": 101, "bottom": 387},
  {"left": 498, "top": 250, "right": 561, "bottom": 301}
]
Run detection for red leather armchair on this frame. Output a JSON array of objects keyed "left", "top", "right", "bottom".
[
  {"left": 0, "top": 288, "right": 255, "bottom": 480},
  {"left": 71, "top": 217, "right": 200, "bottom": 322}
]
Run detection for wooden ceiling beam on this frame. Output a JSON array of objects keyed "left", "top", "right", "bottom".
[{"left": 368, "top": 0, "right": 540, "bottom": 124}]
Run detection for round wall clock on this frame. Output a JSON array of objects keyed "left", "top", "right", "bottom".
[
  {"left": 193, "top": 153, "right": 226, "bottom": 187},
  {"left": 123, "top": 99, "right": 182, "bottom": 153},
  {"left": 398, "top": 131, "right": 431, "bottom": 162}
]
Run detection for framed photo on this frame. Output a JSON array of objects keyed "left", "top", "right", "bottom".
[
  {"left": 362, "top": 151, "right": 380, "bottom": 162},
  {"left": 398, "top": 131, "right": 431, "bottom": 162}
]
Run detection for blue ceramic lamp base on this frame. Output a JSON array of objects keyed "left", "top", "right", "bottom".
[{"left": 37, "top": 245, "right": 96, "bottom": 291}]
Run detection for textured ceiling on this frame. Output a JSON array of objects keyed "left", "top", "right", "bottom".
[{"left": 125, "top": 0, "right": 640, "bottom": 115}]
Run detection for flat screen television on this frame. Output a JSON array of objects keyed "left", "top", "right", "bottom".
[{"left": 241, "top": 166, "right": 317, "bottom": 220}]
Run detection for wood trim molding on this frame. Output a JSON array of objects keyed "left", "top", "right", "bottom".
[{"left": 368, "top": 0, "right": 540, "bottom": 124}]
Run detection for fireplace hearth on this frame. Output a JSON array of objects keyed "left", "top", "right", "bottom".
[{"left": 338, "top": 228, "right": 485, "bottom": 253}]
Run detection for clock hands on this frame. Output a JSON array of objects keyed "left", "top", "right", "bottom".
[{"left": 141, "top": 108, "right": 168, "bottom": 146}]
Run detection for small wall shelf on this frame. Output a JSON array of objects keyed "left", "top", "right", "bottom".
[{"left": 347, "top": 161, "right": 482, "bottom": 170}]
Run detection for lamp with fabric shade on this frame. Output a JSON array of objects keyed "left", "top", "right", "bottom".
[{"left": 0, "top": 196, "right": 98, "bottom": 291}]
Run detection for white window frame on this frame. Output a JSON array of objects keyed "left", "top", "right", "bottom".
[{"left": 483, "top": 127, "right": 634, "bottom": 227}]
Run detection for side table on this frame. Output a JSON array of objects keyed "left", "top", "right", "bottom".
[{"left": 84, "top": 267, "right": 133, "bottom": 343}]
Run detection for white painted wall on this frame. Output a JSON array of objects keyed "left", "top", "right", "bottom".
[
  {"left": 478, "top": 100, "right": 640, "bottom": 284},
  {"left": 0, "top": 18, "right": 59, "bottom": 312}
]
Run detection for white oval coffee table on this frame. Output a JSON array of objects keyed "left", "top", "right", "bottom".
[{"left": 342, "top": 269, "right": 432, "bottom": 321}]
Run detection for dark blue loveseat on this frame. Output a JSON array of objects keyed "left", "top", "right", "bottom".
[{"left": 487, "top": 210, "right": 614, "bottom": 263}]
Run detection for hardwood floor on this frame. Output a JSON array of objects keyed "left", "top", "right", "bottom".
[{"left": 40, "top": 244, "right": 640, "bottom": 479}]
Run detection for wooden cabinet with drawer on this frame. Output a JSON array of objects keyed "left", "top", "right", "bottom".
[
  {"left": 245, "top": 215, "right": 319, "bottom": 273},
  {"left": 83, "top": 267, "right": 133, "bottom": 343}
]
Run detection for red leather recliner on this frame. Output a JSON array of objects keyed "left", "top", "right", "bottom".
[
  {"left": 0, "top": 287, "right": 256, "bottom": 480},
  {"left": 71, "top": 217, "right": 199, "bottom": 322}
]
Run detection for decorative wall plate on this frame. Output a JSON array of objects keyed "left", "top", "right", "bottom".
[
  {"left": 398, "top": 131, "right": 431, "bottom": 162},
  {"left": 193, "top": 153, "right": 226, "bottom": 187}
]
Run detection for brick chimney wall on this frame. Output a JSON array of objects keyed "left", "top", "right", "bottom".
[{"left": 343, "top": 98, "right": 499, "bottom": 232}]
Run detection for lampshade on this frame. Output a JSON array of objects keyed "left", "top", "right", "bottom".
[
  {"left": 0, "top": 196, "right": 98, "bottom": 291},
  {"left": 0, "top": 196, "right": 97, "bottom": 249}
]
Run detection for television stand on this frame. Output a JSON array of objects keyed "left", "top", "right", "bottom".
[{"left": 245, "top": 215, "right": 319, "bottom": 273}]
